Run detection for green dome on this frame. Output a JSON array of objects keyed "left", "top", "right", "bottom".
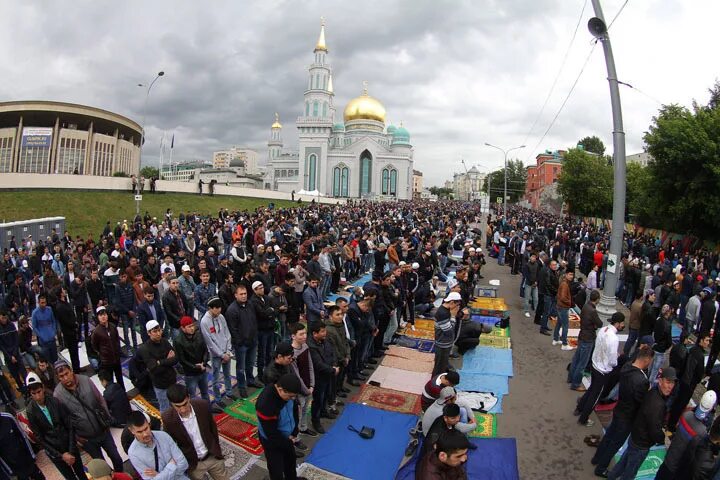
[
  {"left": 392, "top": 125, "right": 410, "bottom": 145},
  {"left": 332, "top": 122, "right": 345, "bottom": 132},
  {"left": 386, "top": 124, "right": 397, "bottom": 134}
]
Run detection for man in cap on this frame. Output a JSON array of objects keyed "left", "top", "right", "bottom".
[
  {"left": 26, "top": 372, "right": 88, "bottom": 479},
  {"left": 199, "top": 297, "right": 237, "bottom": 403},
  {"left": 174, "top": 316, "right": 210, "bottom": 401},
  {"left": 91, "top": 305, "right": 124, "bottom": 390},
  {"left": 255, "top": 373, "right": 305, "bottom": 480},
  {"left": 607, "top": 367, "right": 677, "bottom": 480},
  {"left": 433, "top": 292, "right": 464, "bottom": 376},
  {"left": 53, "top": 359, "right": 124, "bottom": 471},
  {"left": 136, "top": 319, "right": 178, "bottom": 412}
]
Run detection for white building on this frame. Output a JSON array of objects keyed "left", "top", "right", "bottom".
[
  {"left": 626, "top": 152, "right": 652, "bottom": 167},
  {"left": 452, "top": 166, "right": 486, "bottom": 201},
  {"left": 264, "top": 20, "right": 414, "bottom": 199},
  {"left": 213, "top": 147, "right": 259, "bottom": 174}
]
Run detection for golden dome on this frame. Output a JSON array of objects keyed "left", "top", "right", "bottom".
[
  {"left": 343, "top": 83, "right": 386, "bottom": 123},
  {"left": 271, "top": 112, "right": 282, "bottom": 129}
]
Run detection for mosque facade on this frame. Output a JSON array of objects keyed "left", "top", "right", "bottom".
[{"left": 263, "top": 21, "right": 414, "bottom": 200}]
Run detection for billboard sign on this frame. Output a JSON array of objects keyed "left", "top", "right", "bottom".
[{"left": 22, "top": 127, "right": 53, "bottom": 148}]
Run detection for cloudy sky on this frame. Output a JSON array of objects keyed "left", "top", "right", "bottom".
[{"left": 1, "top": 0, "right": 717, "bottom": 186}]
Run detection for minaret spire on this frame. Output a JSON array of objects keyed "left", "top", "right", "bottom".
[{"left": 315, "top": 17, "right": 327, "bottom": 52}]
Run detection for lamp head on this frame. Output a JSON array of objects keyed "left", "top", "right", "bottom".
[
  {"left": 588, "top": 17, "right": 607, "bottom": 38},
  {"left": 158, "top": 71, "right": 165, "bottom": 77}
]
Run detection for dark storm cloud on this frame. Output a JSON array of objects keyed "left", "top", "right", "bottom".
[{"left": 0, "top": 0, "right": 717, "bottom": 184}]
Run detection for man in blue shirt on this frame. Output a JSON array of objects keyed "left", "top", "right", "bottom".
[
  {"left": 31, "top": 293, "right": 58, "bottom": 363},
  {"left": 127, "top": 410, "right": 189, "bottom": 480},
  {"left": 194, "top": 270, "right": 217, "bottom": 319}
]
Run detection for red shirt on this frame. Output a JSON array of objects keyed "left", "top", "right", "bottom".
[{"left": 594, "top": 250, "right": 603, "bottom": 268}]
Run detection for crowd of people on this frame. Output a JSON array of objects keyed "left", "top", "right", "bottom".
[
  {"left": 501, "top": 206, "right": 720, "bottom": 479},
  {"left": 0, "top": 199, "right": 494, "bottom": 480}
]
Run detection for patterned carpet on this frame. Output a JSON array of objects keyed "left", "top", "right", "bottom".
[
  {"left": 218, "top": 436, "right": 260, "bottom": 479},
  {"left": 397, "top": 326, "right": 435, "bottom": 340},
  {"left": 479, "top": 336, "right": 512, "bottom": 349},
  {"left": 351, "top": 384, "right": 422, "bottom": 415},
  {"left": 224, "top": 389, "right": 262, "bottom": 425},
  {"left": 215, "top": 413, "right": 264, "bottom": 455},
  {"left": 296, "top": 463, "right": 352, "bottom": 480},
  {"left": 468, "top": 412, "right": 497, "bottom": 438},
  {"left": 396, "top": 336, "right": 435, "bottom": 352},
  {"left": 380, "top": 355, "right": 433, "bottom": 374},
  {"left": 130, "top": 394, "right": 162, "bottom": 421}
]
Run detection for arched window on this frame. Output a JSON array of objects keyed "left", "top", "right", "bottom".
[
  {"left": 359, "top": 151, "right": 372, "bottom": 196},
  {"left": 313, "top": 101, "right": 319, "bottom": 117},
  {"left": 322, "top": 102, "right": 327, "bottom": 117},
  {"left": 333, "top": 165, "right": 349, "bottom": 197},
  {"left": 382, "top": 167, "right": 398, "bottom": 196},
  {"left": 307, "top": 154, "right": 317, "bottom": 191}
]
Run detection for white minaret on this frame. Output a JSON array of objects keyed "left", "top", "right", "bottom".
[{"left": 268, "top": 112, "right": 283, "bottom": 162}]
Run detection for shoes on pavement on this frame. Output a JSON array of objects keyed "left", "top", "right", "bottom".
[
  {"left": 295, "top": 449, "right": 305, "bottom": 459},
  {"left": 366, "top": 359, "right": 378, "bottom": 365},
  {"left": 312, "top": 420, "right": 326, "bottom": 434},
  {"left": 594, "top": 470, "right": 608, "bottom": 478},
  {"left": 300, "top": 428, "right": 318, "bottom": 437},
  {"left": 552, "top": 340, "right": 562, "bottom": 346},
  {"left": 405, "top": 439, "right": 419, "bottom": 457},
  {"left": 238, "top": 387, "right": 249, "bottom": 398},
  {"left": 539, "top": 329, "right": 551, "bottom": 336},
  {"left": 248, "top": 379, "right": 264, "bottom": 389},
  {"left": 294, "top": 440, "right": 308, "bottom": 451},
  {"left": 580, "top": 420, "right": 595, "bottom": 427},
  {"left": 524, "top": 312, "right": 530, "bottom": 318},
  {"left": 573, "top": 409, "right": 580, "bottom": 416},
  {"left": 571, "top": 386, "right": 587, "bottom": 392},
  {"left": 562, "top": 345, "right": 576, "bottom": 351}
]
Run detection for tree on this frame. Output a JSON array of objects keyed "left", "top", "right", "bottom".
[
  {"left": 429, "top": 186, "right": 454, "bottom": 199},
  {"left": 643, "top": 98, "right": 720, "bottom": 237},
  {"left": 577, "top": 135, "right": 606, "bottom": 156},
  {"left": 556, "top": 148, "right": 613, "bottom": 217},
  {"left": 112, "top": 171, "right": 128, "bottom": 177},
  {"left": 482, "top": 159, "right": 526, "bottom": 202},
  {"left": 140, "top": 166, "right": 159, "bottom": 179},
  {"left": 625, "top": 162, "right": 653, "bottom": 225}
]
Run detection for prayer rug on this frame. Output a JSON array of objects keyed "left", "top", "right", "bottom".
[
  {"left": 351, "top": 384, "right": 422, "bottom": 415},
  {"left": 367, "top": 365, "right": 431, "bottom": 394},
  {"left": 479, "top": 336, "right": 512, "bottom": 349},
  {"left": 296, "top": 463, "right": 351, "bottom": 480},
  {"left": 456, "top": 391, "right": 498, "bottom": 412},
  {"left": 130, "top": 394, "right": 161, "bottom": 421},
  {"left": 470, "top": 314, "right": 502, "bottom": 326},
  {"left": 488, "top": 393, "right": 504, "bottom": 414},
  {"left": 613, "top": 443, "right": 666, "bottom": 480},
  {"left": 218, "top": 436, "right": 260, "bottom": 479},
  {"left": 595, "top": 401, "right": 617, "bottom": 430},
  {"left": 306, "top": 403, "right": 417, "bottom": 480},
  {"left": 461, "top": 347, "right": 513, "bottom": 377},
  {"left": 413, "top": 318, "right": 435, "bottom": 331},
  {"left": 215, "top": 413, "right": 264, "bottom": 455},
  {"left": 224, "top": 389, "right": 262, "bottom": 425},
  {"left": 396, "top": 438, "right": 519, "bottom": 480},
  {"left": 385, "top": 345, "right": 435, "bottom": 363},
  {"left": 380, "top": 355, "right": 434, "bottom": 374},
  {"left": 398, "top": 326, "right": 435, "bottom": 340},
  {"left": 395, "top": 335, "right": 435, "bottom": 352},
  {"left": 456, "top": 372, "right": 509, "bottom": 396},
  {"left": 485, "top": 326, "right": 510, "bottom": 338},
  {"left": 468, "top": 412, "right": 497, "bottom": 438}
]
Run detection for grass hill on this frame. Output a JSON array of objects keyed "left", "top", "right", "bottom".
[{"left": 0, "top": 190, "right": 296, "bottom": 236}]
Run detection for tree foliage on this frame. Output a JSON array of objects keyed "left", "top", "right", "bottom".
[
  {"left": 578, "top": 135, "right": 606, "bottom": 156},
  {"left": 482, "top": 159, "right": 526, "bottom": 202},
  {"left": 140, "top": 166, "right": 159, "bottom": 179},
  {"left": 429, "top": 186, "right": 454, "bottom": 199},
  {"left": 556, "top": 148, "right": 613, "bottom": 217},
  {"left": 643, "top": 100, "right": 720, "bottom": 237}
]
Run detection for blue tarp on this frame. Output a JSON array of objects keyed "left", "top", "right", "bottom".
[
  {"left": 305, "top": 403, "right": 417, "bottom": 480},
  {"left": 488, "top": 393, "right": 504, "bottom": 414},
  {"left": 457, "top": 372, "right": 510, "bottom": 396},
  {"left": 395, "top": 437, "right": 519, "bottom": 480},
  {"left": 461, "top": 347, "right": 514, "bottom": 377},
  {"left": 471, "top": 314, "right": 501, "bottom": 326}
]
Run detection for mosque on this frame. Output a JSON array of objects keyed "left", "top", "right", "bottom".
[{"left": 263, "top": 20, "right": 414, "bottom": 200}]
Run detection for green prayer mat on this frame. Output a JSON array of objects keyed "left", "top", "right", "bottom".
[
  {"left": 613, "top": 447, "right": 665, "bottom": 479},
  {"left": 224, "top": 389, "right": 263, "bottom": 425},
  {"left": 467, "top": 412, "right": 497, "bottom": 438},
  {"left": 478, "top": 336, "right": 511, "bottom": 349}
]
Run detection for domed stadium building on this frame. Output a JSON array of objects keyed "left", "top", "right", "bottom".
[{"left": 264, "top": 21, "right": 414, "bottom": 200}]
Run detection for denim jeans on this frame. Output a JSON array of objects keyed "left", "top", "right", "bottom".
[
  {"left": 83, "top": 430, "right": 124, "bottom": 472},
  {"left": 40, "top": 340, "right": 58, "bottom": 363},
  {"left": 154, "top": 386, "right": 170, "bottom": 412},
  {"left": 211, "top": 356, "right": 233, "bottom": 399},
  {"left": 523, "top": 284, "right": 538, "bottom": 313},
  {"left": 608, "top": 441, "right": 650, "bottom": 480},
  {"left": 568, "top": 340, "right": 594, "bottom": 388},
  {"left": 234, "top": 342, "right": 257, "bottom": 387},
  {"left": 553, "top": 307, "right": 570, "bottom": 344},
  {"left": 297, "top": 394, "right": 311, "bottom": 431},
  {"left": 623, "top": 328, "right": 639, "bottom": 356},
  {"left": 120, "top": 314, "right": 138, "bottom": 349},
  {"left": 257, "top": 330, "right": 275, "bottom": 377},
  {"left": 648, "top": 349, "right": 668, "bottom": 387},
  {"left": 540, "top": 295, "right": 556, "bottom": 331},
  {"left": 592, "top": 418, "right": 632, "bottom": 475},
  {"left": 498, "top": 247, "right": 506, "bottom": 265},
  {"left": 185, "top": 373, "right": 210, "bottom": 400},
  {"left": 383, "top": 310, "right": 398, "bottom": 345}
]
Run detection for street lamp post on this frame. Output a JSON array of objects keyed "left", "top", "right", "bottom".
[
  {"left": 136, "top": 71, "right": 164, "bottom": 215},
  {"left": 588, "top": 0, "right": 626, "bottom": 320},
  {"left": 484, "top": 143, "right": 525, "bottom": 218}
]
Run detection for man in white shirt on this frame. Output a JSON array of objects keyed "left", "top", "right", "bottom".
[
  {"left": 162, "top": 385, "right": 228, "bottom": 480},
  {"left": 575, "top": 312, "right": 625, "bottom": 427}
]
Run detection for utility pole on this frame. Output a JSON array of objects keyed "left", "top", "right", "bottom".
[{"left": 589, "top": 0, "right": 627, "bottom": 320}]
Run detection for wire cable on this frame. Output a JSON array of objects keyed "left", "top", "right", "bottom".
[
  {"left": 521, "top": 0, "right": 588, "bottom": 150},
  {"left": 607, "top": 0, "right": 629, "bottom": 30}
]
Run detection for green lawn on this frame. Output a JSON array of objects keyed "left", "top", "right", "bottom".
[{"left": 0, "top": 190, "right": 297, "bottom": 236}]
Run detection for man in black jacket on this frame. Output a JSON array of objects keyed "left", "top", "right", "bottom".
[
  {"left": 592, "top": 345, "right": 654, "bottom": 477},
  {"left": 307, "top": 323, "right": 337, "bottom": 434},
  {"left": 175, "top": 316, "right": 210, "bottom": 401},
  {"left": 225, "top": 285, "right": 261, "bottom": 397},
  {"left": 251, "top": 281, "right": 276, "bottom": 384},
  {"left": 263, "top": 342, "right": 294, "bottom": 385},
  {"left": 568, "top": 290, "right": 602, "bottom": 391},
  {"left": 673, "top": 418, "right": 720, "bottom": 480},
  {"left": 668, "top": 333, "right": 711, "bottom": 432},
  {"left": 137, "top": 319, "right": 177, "bottom": 412},
  {"left": 162, "top": 276, "right": 188, "bottom": 339},
  {"left": 607, "top": 366, "right": 676, "bottom": 480},
  {"left": 26, "top": 372, "right": 87, "bottom": 479},
  {"left": 539, "top": 259, "right": 559, "bottom": 335}
]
